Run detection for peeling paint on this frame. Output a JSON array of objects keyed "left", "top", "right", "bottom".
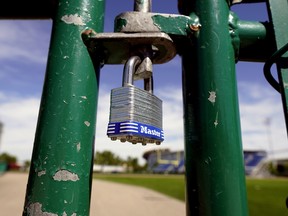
[
  {"left": 76, "top": 142, "right": 81, "bottom": 152},
  {"left": 208, "top": 91, "right": 216, "bottom": 104},
  {"left": 53, "top": 170, "right": 79, "bottom": 182},
  {"left": 84, "top": 121, "right": 90, "bottom": 127},
  {"left": 80, "top": 96, "right": 87, "bottom": 99},
  {"left": 62, "top": 212, "right": 76, "bottom": 216},
  {"left": 61, "top": 14, "right": 85, "bottom": 26},
  {"left": 152, "top": 15, "right": 188, "bottom": 35},
  {"left": 114, "top": 18, "right": 127, "bottom": 32},
  {"left": 38, "top": 170, "right": 46, "bottom": 177},
  {"left": 214, "top": 112, "right": 219, "bottom": 128},
  {"left": 204, "top": 157, "right": 212, "bottom": 165},
  {"left": 27, "top": 202, "right": 57, "bottom": 216}
]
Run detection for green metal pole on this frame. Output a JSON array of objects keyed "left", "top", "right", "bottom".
[
  {"left": 180, "top": 0, "right": 248, "bottom": 215},
  {"left": 267, "top": 0, "right": 288, "bottom": 134},
  {"left": 22, "top": 0, "right": 105, "bottom": 215}
]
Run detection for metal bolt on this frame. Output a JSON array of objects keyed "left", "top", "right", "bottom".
[
  {"left": 126, "top": 135, "right": 133, "bottom": 141},
  {"left": 189, "top": 23, "right": 201, "bottom": 32}
]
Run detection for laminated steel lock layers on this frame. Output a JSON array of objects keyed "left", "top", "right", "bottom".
[{"left": 107, "top": 56, "right": 164, "bottom": 145}]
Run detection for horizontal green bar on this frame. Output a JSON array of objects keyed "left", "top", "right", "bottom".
[
  {"left": 231, "top": 0, "right": 265, "bottom": 4},
  {"left": 237, "top": 20, "right": 276, "bottom": 62}
]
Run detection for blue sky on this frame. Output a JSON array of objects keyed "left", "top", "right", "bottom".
[{"left": 0, "top": 1, "right": 287, "bottom": 165}]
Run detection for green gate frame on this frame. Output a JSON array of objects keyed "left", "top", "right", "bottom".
[{"left": 1, "top": 0, "right": 287, "bottom": 215}]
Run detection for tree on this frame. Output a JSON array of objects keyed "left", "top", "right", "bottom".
[
  {"left": 94, "top": 150, "right": 147, "bottom": 173},
  {"left": 126, "top": 156, "right": 146, "bottom": 173},
  {"left": 0, "top": 152, "right": 17, "bottom": 163},
  {"left": 94, "top": 150, "right": 123, "bottom": 165},
  {"left": 24, "top": 160, "right": 31, "bottom": 171}
]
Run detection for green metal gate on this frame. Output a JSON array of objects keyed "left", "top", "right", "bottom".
[{"left": 1, "top": 0, "right": 287, "bottom": 215}]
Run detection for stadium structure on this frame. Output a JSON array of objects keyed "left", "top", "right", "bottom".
[
  {"left": 244, "top": 150, "right": 267, "bottom": 175},
  {"left": 143, "top": 148, "right": 268, "bottom": 175},
  {"left": 143, "top": 149, "right": 185, "bottom": 174}
]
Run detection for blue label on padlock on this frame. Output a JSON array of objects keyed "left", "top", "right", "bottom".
[{"left": 107, "top": 121, "right": 164, "bottom": 141}]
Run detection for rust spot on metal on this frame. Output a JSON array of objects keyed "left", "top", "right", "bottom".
[
  {"left": 189, "top": 23, "right": 201, "bottom": 31},
  {"left": 82, "top": 29, "right": 97, "bottom": 37}
]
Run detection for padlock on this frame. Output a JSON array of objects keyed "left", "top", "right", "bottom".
[{"left": 106, "top": 56, "right": 164, "bottom": 145}]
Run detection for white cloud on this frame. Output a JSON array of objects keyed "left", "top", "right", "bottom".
[
  {"left": 238, "top": 81, "right": 287, "bottom": 158},
  {"left": 0, "top": 95, "right": 40, "bottom": 162},
  {"left": 0, "top": 20, "right": 51, "bottom": 64},
  {"left": 0, "top": 81, "right": 287, "bottom": 164}
]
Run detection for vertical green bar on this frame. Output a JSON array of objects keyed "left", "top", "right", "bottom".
[
  {"left": 23, "top": 0, "right": 105, "bottom": 215},
  {"left": 267, "top": 0, "right": 288, "bottom": 134},
  {"left": 180, "top": 0, "right": 248, "bottom": 215}
]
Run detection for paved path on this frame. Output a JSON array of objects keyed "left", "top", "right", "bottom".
[{"left": 0, "top": 172, "right": 185, "bottom": 216}]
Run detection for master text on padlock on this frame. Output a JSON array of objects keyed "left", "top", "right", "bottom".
[{"left": 140, "top": 125, "right": 161, "bottom": 137}]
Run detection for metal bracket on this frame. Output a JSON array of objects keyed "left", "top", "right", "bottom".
[
  {"left": 115, "top": 12, "right": 198, "bottom": 37},
  {"left": 229, "top": 0, "right": 265, "bottom": 5},
  {"left": 113, "top": 11, "right": 200, "bottom": 55},
  {"left": 82, "top": 31, "right": 176, "bottom": 65},
  {"left": 264, "top": 42, "right": 288, "bottom": 93}
]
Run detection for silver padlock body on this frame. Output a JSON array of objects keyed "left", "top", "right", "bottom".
[
  {"left": 109, "top": 86, "right": 162, "bottom": 128},
  {"left": 107, "top": 85, "right": 164, "bottom": 144}
]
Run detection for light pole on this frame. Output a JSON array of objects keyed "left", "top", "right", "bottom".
[
  {"left": 0, "top": 121, "right": 3, "bottom": 149},
  {"left": 265, "top": 117, "right": 275, "bottom": 163}
]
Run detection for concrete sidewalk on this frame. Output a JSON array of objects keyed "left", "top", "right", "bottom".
[{"left": 0, "top": 172, "right": 185, "bottom": 216}]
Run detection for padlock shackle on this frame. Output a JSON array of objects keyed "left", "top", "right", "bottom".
[
  {"left": 144, "top": 76, "right": 153, "bottom": 94},
  {"left": 122, "top": 56, "right": 142, "bottom": 87},
  {"left": 134, "top": 0, "right": 151, "bottom": 13}
]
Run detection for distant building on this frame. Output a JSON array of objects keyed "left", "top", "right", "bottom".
[
  {"left": 243, "top": 150, "right": 267, "bottom": 175},
  {"left": 143, "top": 149, "right": 184, "bottom": 174},
  {"left": 143, "top": 149, "right": 267, "bottom": 175}
]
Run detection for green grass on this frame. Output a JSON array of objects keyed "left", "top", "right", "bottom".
[
  {"left": 246, "top": 177, "right": 288, "bottom": 216},
  {"left": 94, "top": 174, "right": 288, "bottom": 216}
]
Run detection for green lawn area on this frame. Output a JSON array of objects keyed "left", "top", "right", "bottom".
[
  {"left": 246, "top": 177, "right": 288, "bottom": 216},
  {"left": 94, "top": 174, "right": 288, "bottom": 216}
]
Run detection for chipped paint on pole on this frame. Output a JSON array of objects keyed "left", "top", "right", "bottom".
[
  {"left": 22, "top": 0, "right": 105, "bottom": 215},
  {"left": 180, "top": 0, "right": 248, "bottom": 215}
]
